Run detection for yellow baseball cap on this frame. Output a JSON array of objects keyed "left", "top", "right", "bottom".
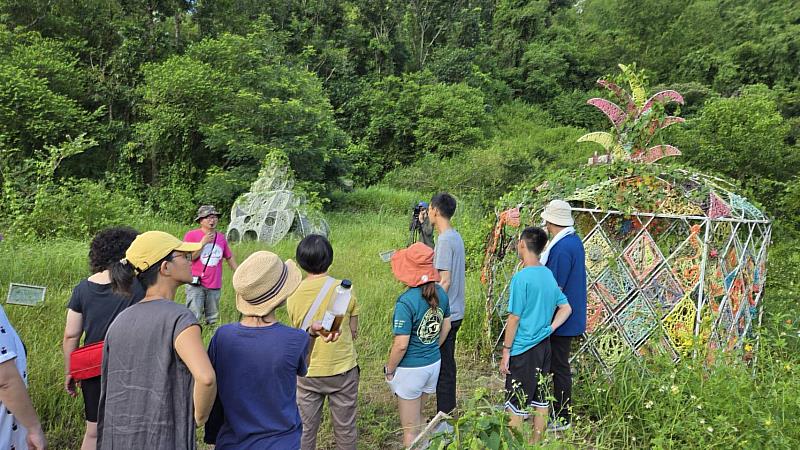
[{"left": 125, "top": 231, "right": 202, "bottom": 273}]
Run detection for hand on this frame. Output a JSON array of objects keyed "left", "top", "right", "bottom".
[
  {"left": 201, "top": 232, "right": 215, "bottom": 246},
  {"left": 26, "top": 425, "right": 46, "bottom": 450},
  {"left": 309, "top": 322, "right": 340, "bottom": 343},
  {"left": 384, "top": 365, "right": 395, "bottom": 382},
  {"left": 499, "top": 350, "right": 511, "bottom": 375},
  {"left": 64, "top": 374, "right": 77, "bottom": 397},
  {"left": 419, "top": 209, "right": 428, "bottom": 223}
]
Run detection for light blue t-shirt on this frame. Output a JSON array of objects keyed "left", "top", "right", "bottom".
[
  {"left": 507, "top": 266, "right": 568, "bottom": 356},
  {"left": 392, "top": 285, "right": 450, "bottom": 368},
  {"left": 434, "top": 228, "right": 465, "bottom": 321}
]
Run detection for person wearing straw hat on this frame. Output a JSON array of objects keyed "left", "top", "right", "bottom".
[
  {"left": 385, "top": 242, "right": 452, "bottom": 448},
  {"left": 100, "top": 231, "right": 217, "bottom": 450},
  {"left": 539, "top": 199, "right": 586, "bottom": 431},
  {"left": 204, "top": 251, "right": 338, "bottom": 449}
]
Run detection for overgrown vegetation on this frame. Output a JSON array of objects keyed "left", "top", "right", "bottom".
[{"left": 1, "top": 0, "right": 799, "bottom": 448}]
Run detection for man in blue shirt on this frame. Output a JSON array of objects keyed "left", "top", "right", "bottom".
[
  {"left": 500, "top": 226, "right": 572, "bottom": 444},
  {"left": 540, "top": 199, "right": 587, "bottom": 430}
]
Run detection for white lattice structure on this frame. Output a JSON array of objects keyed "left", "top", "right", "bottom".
[
  {"left": 227, "top": 164, "right": 329, "bottom": 245},
  {"left": 483, "top": 171, "right": 771, "bottom": 371}
]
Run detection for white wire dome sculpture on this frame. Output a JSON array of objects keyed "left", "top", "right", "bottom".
[
  {"left": 482, "top": 69, "right": 772, "bottom": 371},
  {"left": 226, "top": 164, "right": 329, "bottom": 245},
  {"left": 482, "top": 170, "right": 771, "bottom": 372}
]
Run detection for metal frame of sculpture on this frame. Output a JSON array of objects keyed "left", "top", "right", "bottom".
[
  {"left": 482, "top": 67, "right": 771, "bottom": 371},
  {"left": 227, "top": 163, "right": 329, "bottom": 245}
]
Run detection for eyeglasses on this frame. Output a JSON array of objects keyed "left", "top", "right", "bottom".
[{"left": 167, "top": 252, "right": 192, "bottom": 262}]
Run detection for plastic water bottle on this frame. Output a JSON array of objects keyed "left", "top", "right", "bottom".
[{"left": 321, "top": 279, "right": 352, "bottom": 333}]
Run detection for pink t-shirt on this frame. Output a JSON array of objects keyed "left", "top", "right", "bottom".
[{"left": 184, "top": 229, "right": 232, "bottom": 289}]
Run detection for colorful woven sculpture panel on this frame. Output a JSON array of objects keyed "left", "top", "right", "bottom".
[{"left": 483, "top": 185, "right": 771, "bottom": 371}]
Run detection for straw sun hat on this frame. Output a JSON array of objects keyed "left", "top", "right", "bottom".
[{"left": 232, "top": 251, "right": 302, "bottom": 317}]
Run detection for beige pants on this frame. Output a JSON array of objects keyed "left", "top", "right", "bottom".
[{"left": 297, "top": 366, "right": 359, "bottom": 450}]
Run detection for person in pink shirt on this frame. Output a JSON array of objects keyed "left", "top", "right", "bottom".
[{"left": 184, "top": 205, "right": 238, "bottom": 325}]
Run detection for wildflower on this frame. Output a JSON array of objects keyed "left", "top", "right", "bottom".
[
  {"left": 732, "top": 426, "right": 738, "bottom": 432},
  {"left": 707, "top": 426, "right": 714, "bottom": 433},
  {"left": 670, "top": 385, "right": 679, "bottom": 395},
  {"left": 690, "top": 395, "right": 697, "bottom": 401},
  {"left": 627, "top": 414, "right": 633, "bottom": 420},
  {"left": 699, "top": 418, "right": 705, "bottom": 425},
  {"left": 696, "top": 404, "right": 703, "bottom": 410},
  {"left": 745, "top": 344, "right": 753, "bottom": 352},
  {"left": 644, "top": 400, "right": 654, "bottom": 409},
  {"left": 764, "top": 418, "right": 773, "bottom": 427},
  {"left": 658, "top": 385, "right": 667, "bottom": 393}
]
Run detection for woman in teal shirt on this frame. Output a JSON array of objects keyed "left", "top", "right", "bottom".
[{"left": 384, "top": 243, "right": 452, "bottom": 447}]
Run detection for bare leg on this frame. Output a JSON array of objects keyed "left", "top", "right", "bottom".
[
  {"left": 398, "top": 396, "right": 423, "bottom": 448},
  {"left": 531, "top": 406, "right": 548, "bottom": 444},
  {"left": 81, "top": 421, "right": 97, "bottom": 450}
]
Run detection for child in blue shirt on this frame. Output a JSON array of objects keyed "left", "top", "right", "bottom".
[{"left": 499, "top": 227, "right": 572, "bottom": 444}]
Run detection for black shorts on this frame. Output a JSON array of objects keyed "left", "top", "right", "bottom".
[
  {"left": 504, "top": 337, "right": 551, "bottom": 416},
  {"left": 81, "top": 376, "right": 101, "bottom": 423}
]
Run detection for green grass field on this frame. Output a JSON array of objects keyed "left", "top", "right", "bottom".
[
  {"left": 2, "top": 206, "right": 799, "bottom": 449},
  {"left": 0, "top": 210, "right": 491, "bottom": 449}
]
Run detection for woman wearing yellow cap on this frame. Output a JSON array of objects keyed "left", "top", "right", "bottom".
[{"left": 100, "top": 231, "right": 217, "bottom": 449}]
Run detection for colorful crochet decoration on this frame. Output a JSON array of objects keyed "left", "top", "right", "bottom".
[{"left": 579, "top": 64, "right": 685, "bottom": 164}]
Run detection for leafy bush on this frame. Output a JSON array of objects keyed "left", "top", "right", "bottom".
[
  {"left": 383, "top": 102, "right": 587, "bottom": 201},
  {"left": 194, "top": 165, "right": 257, "bottom": 216},
  {"left": 13, "top": 179, "right": 144, "bottom": 239},
  {"left": 674, "top": 84, "right": 799, "bottom": 211},
  {"left": 328, "top": 186, "right": 424, "bottom": 215}
]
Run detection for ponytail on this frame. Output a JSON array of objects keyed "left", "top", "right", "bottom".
[
  {"left": 421, "top": 281, "right": 439, "bottom": 312},
  {"left": 110, "top": 260, "right": 135, "bottom": 297}
]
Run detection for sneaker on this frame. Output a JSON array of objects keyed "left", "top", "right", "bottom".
[{"left": 547, "top": 421, "right": 571, "bottom": 432}]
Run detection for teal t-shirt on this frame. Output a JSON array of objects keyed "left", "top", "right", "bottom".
[
  {"left": 508, "top": 266, "right": 568, "bottom": 356},
  {"left": 392, "top": 285, "right": 450, "bottom": 368}
]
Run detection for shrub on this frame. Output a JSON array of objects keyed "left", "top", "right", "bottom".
[{"left": 13, "top": 179, "right": 144, "bottom": 239}]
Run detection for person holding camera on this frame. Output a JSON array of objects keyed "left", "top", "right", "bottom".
[
  {"left": 184, "top": 205, "right": 238, "bottom": 325},
  {"left": 411, "top": 201, "right": 434, "bottom": 249}
]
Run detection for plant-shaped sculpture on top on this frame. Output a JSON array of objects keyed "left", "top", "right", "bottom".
[{"left": 580, "top": 64, "right": 685, "bottom": 164}]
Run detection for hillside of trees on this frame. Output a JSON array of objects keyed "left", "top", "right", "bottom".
[{"left": 1, "top": 0, "right": 798, "bottom": 231}]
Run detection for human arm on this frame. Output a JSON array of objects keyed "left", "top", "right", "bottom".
[
  {"left": 305, "top": 322, "right": 339, "bottom": 367},
  {"left": 384, "top": 335, "right": 410, "bottom": 381},
  {"left": 499, "top": 313, "right": 521, "bottom": 375},
  {"left": 438, "top": 270, "right": 452, "bottom": 293},
  {"left": 349, "top": 315, "right": 358, "bottom": 340},
  {"left": 438, "top": 317, "right": 451, "bottom": 347},
  {"left": 551, "top": 301, "right": 573, "bottom": 333},
  {"left": 0, "top": 359, "right": 46, "bottom": 449},
  {"left": 175, "top": 325, "right": 217, "bottom": 426},
  {"left": 62, "top": 309, "right": 83, "bottom": 396},
  {"left": 225, "top": 255, "right": 238, "bottom": 272}
]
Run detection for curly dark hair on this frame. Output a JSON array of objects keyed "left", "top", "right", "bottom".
[{"left": 89, "top": 226, "right": 139, "bottom": 274}]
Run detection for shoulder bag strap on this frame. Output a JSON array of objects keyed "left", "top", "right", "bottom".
[
  {"left": 200, "top": 232, "right": 218, "bottom": 277},
  {"left": 300, "top": 277, "right": 336, "bottom": 331}
]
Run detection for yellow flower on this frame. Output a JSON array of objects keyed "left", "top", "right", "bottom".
[{"left": 745, "top": 344, "right": 753, "bottom": 352}]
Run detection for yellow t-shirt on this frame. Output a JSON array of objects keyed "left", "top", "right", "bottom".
[{"left": 286, "top": 276, "right": 359, "bottom": 377}]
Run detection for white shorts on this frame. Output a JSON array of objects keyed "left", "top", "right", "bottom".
[{"left": 387, "top": 360, "right": 441, "bottom": 400}]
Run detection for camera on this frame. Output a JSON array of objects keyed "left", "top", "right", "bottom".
[{"left": 191, "top": 276, "right": 201, "bottom": 286}]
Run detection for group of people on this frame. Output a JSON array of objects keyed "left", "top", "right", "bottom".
[{"left": 0, "top": 192, "right": 587, "bottom": 449}]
